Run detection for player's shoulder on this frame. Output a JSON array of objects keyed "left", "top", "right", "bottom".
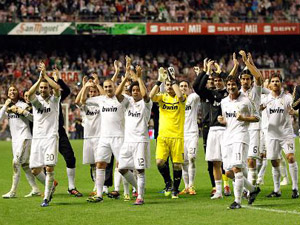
[{"left": 16, "top": 100, "right": 28, "bottom": 108}]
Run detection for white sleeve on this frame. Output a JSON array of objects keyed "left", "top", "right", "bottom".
[
  {"left": 121, "top": 96, "right": 130, "bottom": 109},
  {"left": 86, "top": 96, "right": 101, "bottom": 106},
  {"left": 145, "top": 99, "right": 153, "bottom": 110},
  {"left": 248, "top": 99, "right": 260, "bottom": 120},
  {"left": 0, "top": 105, "right": 7, "bottom": 121},
  {"left": 30, "top": 96, "right": 43, "bottom": 109},
  {"left": 286, "top": 94, "right": 293, "bottom": 107}
]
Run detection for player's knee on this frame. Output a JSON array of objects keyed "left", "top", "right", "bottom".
[
  {"left": 96, "top": 162, "right": 107, "bottom": 169},
  {"left": 46, "top": 166, "right": 54, "bottom": 172},
  {"left": 66, "top": 157, "right": 76, "bottom": 169},
  {"left": 286, "top": 154, "right": 295, "bottom": 163},
  {"left": 119, "top": 169, "right": 128, "bottom": 175},
  {"left": 271, "top": 160, "right": 279, "bottom": 167},
  {"left": 213, "top": 161, "right": 221, "bottom": 167},
  {"left": 156, "top": 159, "right": 165, "bottom": 168},
  {"left": 173, "top": 163, "right": 182, "bottom": 171},
  {"left": 232, "top": 167, "right": 241, "bottom": 173},
  {"left": 247, "top": 158, "right": 256, "bottom": 168},
  {"left": 31, "top": 168, "right": 42, "bottom": 175}
]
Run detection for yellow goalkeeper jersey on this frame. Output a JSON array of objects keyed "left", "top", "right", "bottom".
[{"left": 153, "top": 92, "right": 186, "bottom": 138}]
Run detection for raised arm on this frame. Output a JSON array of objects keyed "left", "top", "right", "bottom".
[
  {"left": 229, "top": 52, "right": 239, "bottom": 77},
  {"left": 80, "top": 81, "right": 94, "bottom": 105},
  {"left": 136, "top": 65, "right": 150, "bottom": 102},
  {"left": 240, "top": 51, "right": 262, "bottom": 86},
  {"left": 167, "top": 67, "right": 185, "bottom": 102},
  {"left": 111, "top": 60, "right": 120, "bottom": 83},
  {"left": 0, "top": 99, "right": 11, "bottom": 120},
  {"left": 115, "top": 57, "right": 131, "bottom": 102},
  {"left": 92, "top": 73, "right": 105, "bottom": 95},
  {"left": 149, "top": 67, "right": 167, "bottom": 100},
  {"left": 28, "top": 72, "right": 43, "bottom": 101}
]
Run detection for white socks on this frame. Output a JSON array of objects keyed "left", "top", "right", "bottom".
[
  {"left": 96, "top": 169, "right": 105, "bottom": 198},
  {"left": 182, "top": 163, "right": 189, "bottom": 188},
  {"left": 35, "top": 171, "right": 46, "bottom": 185},
  {"left": 11, "top": 163, "right": 21, "bottom": 193},
  {"left": 289, "top": 162, "right": 298, "bottom": 190},
  {"left": 272, "top": 166, "right": 281, "bottom": 193},
  {"left": 243, "top": 177, "right": 255, "bottom": 193},
  {"left": 280, "top": 159, "right": 288, "bottom": 179},
  {"left": 22, "top": 164, "right": 39, "bottom": 192},
  {"left": 258, "top": 158, "right": 267, "bottom": 180},
  {"left": 234, "top": 172, "right": 244, "bottom": 204},
  {"left": 67, "top": 168, "right": 75, "bottom": 190},
  {"left": 44, "top": 171, "right": 54, "bottom": 200},
  {"left": 123, "top": 177, "right": 130, "bottom": 195},
  {"left": 215, "top": 180, "right": 222, "bottom": 195},
  {"left": 188, "top": 161, "right": 196, "bottom": 187},
  {"left": 122, "top": 171, "right": 137, "bottom": 190},
  {"left": 114, "top": 168, "right": 122, "bottom": 192},
  {"left": 248, "top": 168, "right": 257, "bottom": 185},
  {"left": 137, "top": 173, "right": 145, "bottom": 199}
]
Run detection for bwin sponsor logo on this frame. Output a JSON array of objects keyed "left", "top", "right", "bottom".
[
  {"left": 270, "top": 108, "right": 284, "bottom": 114},
  {"left": 163, "top": 104, "right": 178, "bottom": 110},
  {"left": 185, "top": 105, "right": 192, "bottom": 111},
  {"left": 8, "top": 114, "right": 20, "bottom": 119},
  {"left": 86, "top": 109, "right": 100, "bottom": 116},
  {"left": 225, "top": 111, "right": 236, "bottom": 117},
  {"left": 128, "top": 110, "right": 141, "bottom": 117},
  {"left": 102, "top": 106, "right": 117, "bottom": 112},
  {"left": 37, "top": 107, "right": 51, "bottom": 114}
]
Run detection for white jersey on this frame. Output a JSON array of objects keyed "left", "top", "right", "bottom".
[
  {"left": 221, "top": 92, "right": 259, "bottom": 146},
  {"left": 124, "top": 97, "right": 152, "bottom": 142},
  {"left": 80, "top": 104, "right": 101, "bottom": 138},
  {"left": 86, "top": 95, "right": 129, "bottom": 137},
  {"left": 0, "top": 100, "right": 32, "bottom": 140},
  {"left": 31, "top": 95, "right": 60, "bottom": 138},
  {"left": 261, "top": 93, "right": 269, "bottom": 131},
  {"left": 261, "top": 91, "right": 294, "bottom": 139},
  {"left": 184, "top": 93, "right": 200, "bottom": 136},
  {"left": 241, "top": 85, "right": 262, "bottom": 130}
]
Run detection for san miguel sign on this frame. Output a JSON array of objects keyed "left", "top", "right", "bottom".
[
  {"left": 8, "top": 23, "right": 73, "bottom": 35},
  {"left": 147, "top": 23, "right": 300, "bottom": 35}
]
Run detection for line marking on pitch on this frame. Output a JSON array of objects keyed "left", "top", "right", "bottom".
[{"left": 242, "top": 205, "right": 300, "bottom": 215}]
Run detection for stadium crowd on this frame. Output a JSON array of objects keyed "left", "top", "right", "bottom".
[{"left": 0, "top": 0, "right": 299, "bottom": 23}]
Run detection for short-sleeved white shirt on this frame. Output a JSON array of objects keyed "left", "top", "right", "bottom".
[
  {"left": 241, "top": 85, "right": 262, "bottom": 130},
  {"left": 86, "top": 95, "right": 129, "bottom": 137},
  {"left": 81, "top": 104, "right": 101, "bottom": 138},
  {"left": 0, "top": 100, "right": 32, "bottom": 140},
  {"left": 221, "top": 92, "right": 259, "bottom": 146},
  {"left": 124, "top": 97, "right": 153, "bottom": 142},
  {"left": 31, "top": 95, "right": 60, "bottom": 138},
  {"left": 261, "top": 91, "right": 294, "bottom": 139},
  {"left": 184, "top": 93, "right": 200, "bottom": 136}
]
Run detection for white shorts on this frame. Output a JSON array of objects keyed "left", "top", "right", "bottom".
[
  {"left": 248, "top": 130, "right": 260, "bottom": 159},
  {"left": 29, "top": 136, "right": 58, "bottom": 168},
  {"left": 118, "top": 142, "right": 150, "bottom": 170},
  {"left": 12, "top": 139, "right": 31, "bottom": 164},
  {"left": 184, "top": 133, "right": 199, "bottom": 162},
  {"left": 96, "top": 137, "right": 124, "bottom": 163},
  {"left": 83, "top": 137, "right": 99, "bottom": 165},
  {"left": 205, "top": 128, "right": 224, "bottom": 161},
  {"left": 260, "top": 130, "right": 267, "bottom": 156},
  {"left": 223, "top": 142, "right": 248, "bottom": 171},
  {"left": 266, "top": 137, "right": 295, "bottom": 160}
]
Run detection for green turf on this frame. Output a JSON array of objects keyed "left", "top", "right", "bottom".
[{"left": 0, "top": 139, "right": 300, "bottom": 225}]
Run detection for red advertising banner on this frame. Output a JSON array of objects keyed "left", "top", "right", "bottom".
[
  {"left": 259, "top": 68, "right": 284, "bottom": 79},
  {"left": 146, "top": 23, "right": 300, "bottom": 35},
  {"left": 47, "top": 71, "right": 81, "bottom": 82}
]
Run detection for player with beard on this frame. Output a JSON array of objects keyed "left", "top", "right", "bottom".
[
  {"left": 261, "top": 73, "right": 299, "bottom": 199},
  {"left": 117, "top": 65, "right": 152, "bottom": 205},
  {"left": 1, "top": 85, "right": 40, "bottom": 198},
  {"left": 28, "top": 62, "right": 61, "bottom": 207},
  {"left": 178, "top": 80, "right": 200, "bottom": 195},
  {"left": 84, "top": 59, "right": 130, "bottom": 203},
  {"left": 218, "top": 75, "right": 261, "bottom": 209},
  {"left": 238, "top": 51, "right": 263, "bottom": 187}
]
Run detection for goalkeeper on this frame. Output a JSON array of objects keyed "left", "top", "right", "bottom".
[{"left": 149, "top": 67, "right": 186, "bottom": 199}]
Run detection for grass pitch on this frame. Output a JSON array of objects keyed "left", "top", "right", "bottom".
[{"left": 0, "top": 139, "right": 300, "bottom": 225}]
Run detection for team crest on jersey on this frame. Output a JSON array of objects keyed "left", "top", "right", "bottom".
[{"left": 37, "top": 107, "right": 51, "bottom": 114}]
